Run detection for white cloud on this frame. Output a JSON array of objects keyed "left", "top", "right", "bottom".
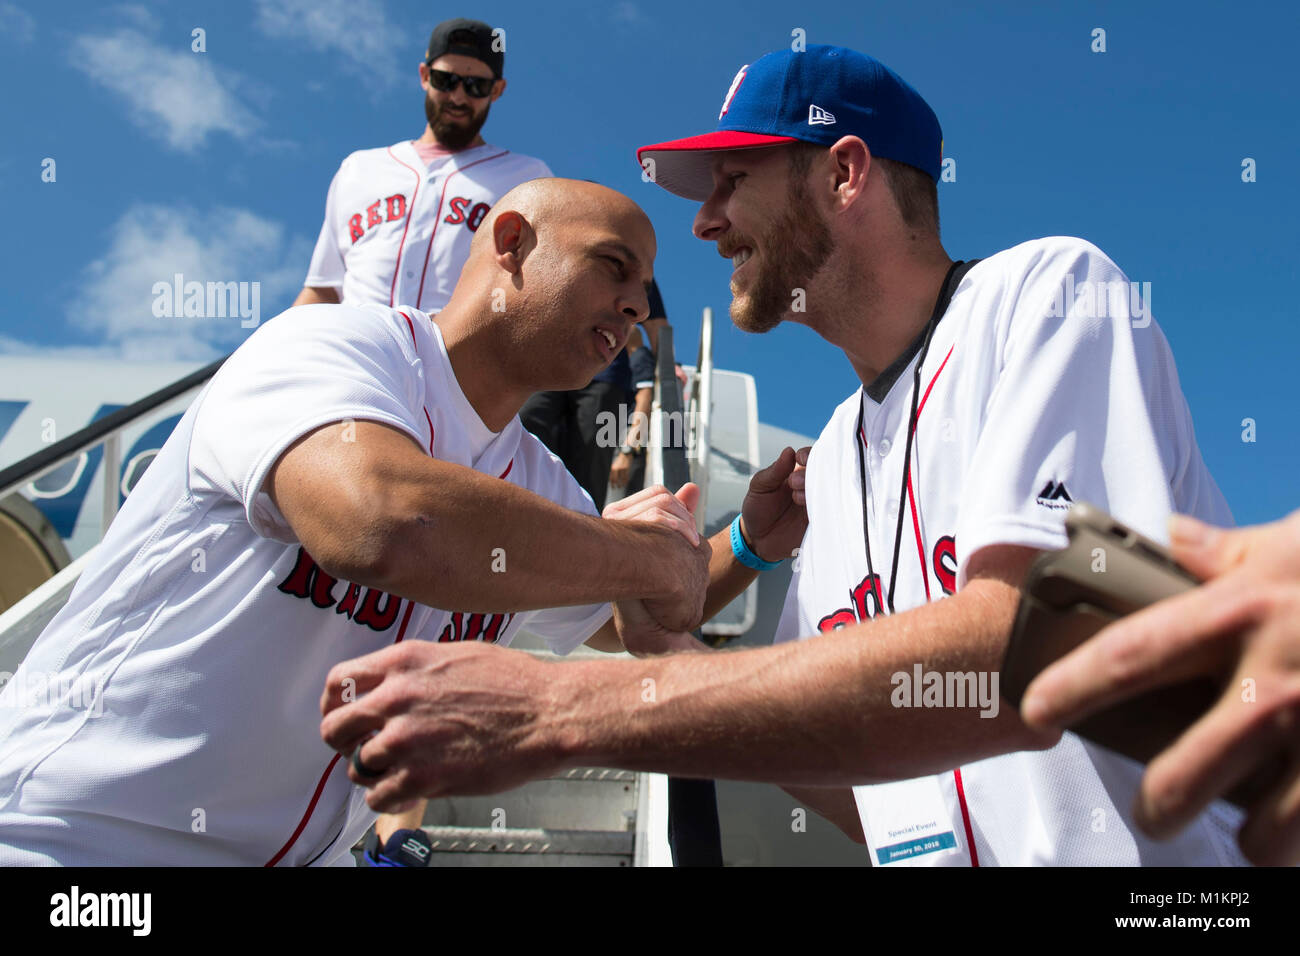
[
  {"left": 57, "top": 204, "right": 312, "bottom": 361},
  {"left": 0, "top": 2, "right": 36, "bottom": 43},
  {"left": 253, "top": 0, "right": 403, "bottom": 85},
  {"left": 72, "top": 26, "right": 260, "bottom": 152},
  {"left": 110, "top": 3, "right": 154, "bottom": 31},
  {"left": 611, "top": 1, "right": 648, "bottom": 26}
]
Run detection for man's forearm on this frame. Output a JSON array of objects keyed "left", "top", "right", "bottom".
[
  {"left": 371, "top": 463, "right": 694, "bottom": 615},
  {"left": 546, "top": 579, "right": 1054, "bottom": 785},
  {"left": 626, "top": 389, "right": 653, "bottom": 447},
  {"left": 293, "top": 285, "right": 340, "bottom": 307},
  {"left": 701, "top": 527, "right": 759, "bottom": 622},
  {"left": 273, "top": 422, "right": 706, "bottom": 620}
]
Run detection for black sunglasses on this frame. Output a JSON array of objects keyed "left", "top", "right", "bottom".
[{"left": 426, "top": 68, "right": 495, "bottom": 98}]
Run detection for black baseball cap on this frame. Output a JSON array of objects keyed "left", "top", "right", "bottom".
[{"left": 425, "top": 18, "right": 503, "bottom": 78}]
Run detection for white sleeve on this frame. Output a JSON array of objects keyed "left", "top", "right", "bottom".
[
  {"left": 953, "top": 240, "right": 1225, "bottom": 589},
  {"left": 772, "top": 571, "right": 804, "bottom": 645},
  {"left": 189, "top": 304, "right": 425, "bottom": 542},
  {"left": 305, "top": 165, "right": 346, "bottom": 290},
  {"left": 511, "top": 432, "right": 613, "bottom": 655}
]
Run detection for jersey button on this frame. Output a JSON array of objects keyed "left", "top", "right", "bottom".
[
  {"left": 878, "top": 438, "right": 892, "bottom": 456},
  {"left": 406, "top": 271, "right": 414, "bottom": 278}
]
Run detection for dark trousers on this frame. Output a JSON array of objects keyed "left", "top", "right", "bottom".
[
  {"left": 520, "top": 382, "right": 626, "bottom": 512},
  {"left": 625, "top": 449, "right": 647, "bottom": 496}
]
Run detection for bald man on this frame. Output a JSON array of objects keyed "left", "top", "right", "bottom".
[{"left": 0, "top": 180, "right": 808, "bottom": 866}]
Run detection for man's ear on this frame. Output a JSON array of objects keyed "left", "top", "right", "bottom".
[
  {"left": 491, "top": 77, "right": 507, "bottom": 102},
  {"left": 493, "top": 210, "right": 530, "bottom": 274},
  {"left": 828, "top": 135, "right": 871, "bottom": 211},
  {"left": 418, "top": 61, "right": 430, "bottom": 90}
]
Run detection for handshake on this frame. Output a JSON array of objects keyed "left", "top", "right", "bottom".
[
  {"left": 596, "top": 443, "right": 808, "bottom": 655},
  {"left": 319, "top": 447, "right": 809, "bottom": 810},
  {"left": 599, "top": 481, "right": 714, "bottom": 656}
]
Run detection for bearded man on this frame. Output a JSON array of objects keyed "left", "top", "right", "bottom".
[{"left": 293, "top": 17, "right": 551, "bottom": 314}]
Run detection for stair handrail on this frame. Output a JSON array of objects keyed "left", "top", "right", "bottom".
[{"left": 0, "top": 355, "right": 228, "bottom": 534}]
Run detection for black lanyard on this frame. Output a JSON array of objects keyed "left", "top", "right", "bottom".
[{"left": 854, "top": 259, "right": 977, "bottom": 616}]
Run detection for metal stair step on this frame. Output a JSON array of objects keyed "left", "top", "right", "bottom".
[
  {"left": 424, "top": 826, "right": 633, "bottom": 855},
  {"left": 419, "top": 826, "right": 633, "bottom": 867},
  {"left": 422, "top": 767, "right": 639, "bottom": 832}
]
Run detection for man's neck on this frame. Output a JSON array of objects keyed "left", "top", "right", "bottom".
[
  {"left": 415, "top": 126, "right": 486, "bottom": 151},
  {"left": 812, "top": 248, "right": 955, "bottom": 389},
  {"left": 432, "top": 300, "right": 527, "bottom": 433}
]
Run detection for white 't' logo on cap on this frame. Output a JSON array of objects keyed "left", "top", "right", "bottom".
[
  {"left": 808, "top": 104, "right": 836, "bottom": 126},
  {"left": 719, "top": 65, "right": 748, "bottom": 119}
]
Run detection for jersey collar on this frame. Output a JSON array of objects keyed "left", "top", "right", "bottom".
[
  {"left": 863, "top": 258, "right": 981, "bottom": 404},
  {"left": 426, "top": 318, "right": 521, "bottom": 470},
  {"left": 393, "top": 140, "right": 498, "bottom": 174}
]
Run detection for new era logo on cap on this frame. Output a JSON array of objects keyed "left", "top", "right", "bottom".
[{"left": 808, "top": 104, "right": 836, "bottom": 126}]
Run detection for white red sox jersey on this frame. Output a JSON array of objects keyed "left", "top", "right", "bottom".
[
  {"left": 775, "top": 236, "right": 1247, "bottom": 866},
  {"left": 0, "top": 303, "right": 608, "bottom": 866},
  {"left": 306, "top": 141, "right": 551, "bottom": 309}
]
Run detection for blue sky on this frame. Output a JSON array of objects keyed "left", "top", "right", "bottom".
[{"left": 1, "top": 0, "right": 1296, "bottom": 525}]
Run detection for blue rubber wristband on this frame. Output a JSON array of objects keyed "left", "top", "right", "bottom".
[{"left": 730, "top": 515, "right": 782, "bottom": 571}]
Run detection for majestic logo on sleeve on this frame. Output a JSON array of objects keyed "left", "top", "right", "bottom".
[
  {"left": 1035, "top": 480, "right": 1073, "bottom": 510},
  {"left": 348, "top": 194, "right": 409, "bottom": 243},
  {"left": 276, "top": 547, "right": 404, "bottom": 631},
  {"left": 817, "top": 534, "right": 958, "bottom": 631}
]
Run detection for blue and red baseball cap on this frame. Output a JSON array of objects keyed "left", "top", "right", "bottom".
[{"left": 637, "top": 45, "right": 943, "bottom": 201}]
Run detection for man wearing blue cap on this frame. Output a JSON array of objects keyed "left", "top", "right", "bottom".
[{"left": 320, "top": 46, "right": 1255, "bottom": 866}]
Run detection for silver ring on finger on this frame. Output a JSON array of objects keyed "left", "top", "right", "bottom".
[{"left": 351, "top": 734, "right": 383, "bottom": 779}]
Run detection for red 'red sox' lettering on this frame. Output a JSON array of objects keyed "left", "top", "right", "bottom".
[
  {"left": 276, "top": 547, "right": 405, "bottom": 633},
  {"left": 438, "top": 611, "right": 515, "bottom": 644},
  {"left": 347, "top": 193, "right": 410, "bottom": 244},
  {"left": 276, "top": 546, "right": 340, "bottom": 609},
  {"left": 933, "top": 535, "right": 957, "bottom": 596},
  {"left": 817, "top": 534, "right": 957, "bottom": 630},
  {"left": 818, "top": 573, "right": 884, "bottom": 630},
  {"left": 443, "top": 197, "right": 491, "bottom": 231}
]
